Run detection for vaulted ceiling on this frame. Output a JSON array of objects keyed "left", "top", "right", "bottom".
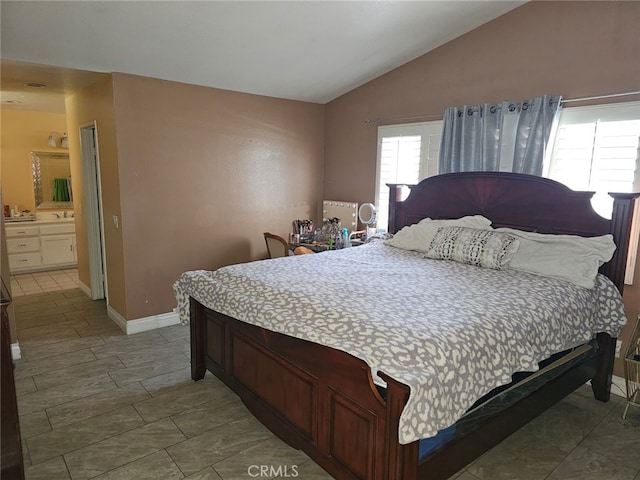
[{"left": 1, "top": 1, "right": 525, "bottom": 112}]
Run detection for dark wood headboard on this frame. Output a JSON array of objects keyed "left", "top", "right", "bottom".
[{"left": 387, "top": 172, "right": 638, "bottom": 293}]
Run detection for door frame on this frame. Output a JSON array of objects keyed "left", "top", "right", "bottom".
[{"left": 80, "top": 123, "right": 107, "bottom": 301}]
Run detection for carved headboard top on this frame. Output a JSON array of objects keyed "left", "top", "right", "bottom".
[{"left": 387, "top": 172, "right": 638, "bottom": 293}]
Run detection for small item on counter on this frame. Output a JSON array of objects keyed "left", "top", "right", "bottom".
[
  {"left": 342, "top": 228, "right": 350, "bottom": 247},
  {"left": 3, "top": 205, "right": 10, "bottom": 218},
  {"left": 293, "top": 219, "right": 314, "bottom": 240}
]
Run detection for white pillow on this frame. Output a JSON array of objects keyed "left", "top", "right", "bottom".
[
  {"left": 385, "top": 215, "right": 493, "bottom": 253},
  {"left": 496, "top": 228, "right": 616, "bottom": 289},
  {"left": 425, "top": 226, "right": 520, "bottom": 270}
]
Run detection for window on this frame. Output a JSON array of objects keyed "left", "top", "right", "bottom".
[
  {"left": 544, "top": 101, "right": 640, "bottom": 218},
  {"left": 374, "top": 102, "right": 639, "bottom": 283},
  {"left": 544, "top": 101, "right": 640, "bottom": 285},
  {"left": 375, "top": 121, "right": 442, "bottom": 230}
]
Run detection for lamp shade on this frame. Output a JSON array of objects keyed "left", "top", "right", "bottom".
[{"left": 47, "top": 132, "right": 68, "bottom": 148}]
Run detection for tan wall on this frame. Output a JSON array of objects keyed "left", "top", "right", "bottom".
[
  {"left": 325, "top": 1, "right": 640, "bottom": 202},
  {"left": 619, "top": 230, "right": 640, "bottom": 378},
  {"left": 111, "top": 74, "right": 325, "bottom": 320},
  {"left": 65, "top": 75, "right": 128, "bottom": 317},
  {"left": 0, "top": 109, "right": 68, "bottom": 212},
  {"left": 324, "top": 1, "right": 639, "bottom": 376}
]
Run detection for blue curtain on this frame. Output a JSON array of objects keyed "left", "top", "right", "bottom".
[{"left": 439, "top": 95, "right": 562, "bottom": 176}]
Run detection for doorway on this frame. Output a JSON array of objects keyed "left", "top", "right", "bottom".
[{"left": 80, "top": 124, "right": 107, "bottom": 301}]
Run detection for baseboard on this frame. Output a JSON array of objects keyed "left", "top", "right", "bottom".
[
  {"left": 611, "top": 374, "right": 626, "bottom": 399},
  {"left": 11, "top": 342, "right": 21, "bottom": 361},
  {"left": 106, "top": 305, "right": 180, "bottom": 335},
  {"left": 77, "top": 280, "right": 92, "bottom": 298},
  {"left": 106, "top": 305, "right": 128, "bottom": 333}
]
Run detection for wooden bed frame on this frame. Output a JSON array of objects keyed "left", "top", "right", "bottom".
[{"left": 190, "top": 172, "right": 638, "bottom": 480}]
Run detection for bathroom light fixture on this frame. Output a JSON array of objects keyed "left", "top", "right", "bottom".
[{"left": 48, "top": 132, "right": 69, "bottom": 148}]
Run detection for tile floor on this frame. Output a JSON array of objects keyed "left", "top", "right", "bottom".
[
  {"left": 10, "top": 268, "right": 81, "bottom": 297},
  {"left": 11, "top": 289, "right": 640, "bottom": 480}
]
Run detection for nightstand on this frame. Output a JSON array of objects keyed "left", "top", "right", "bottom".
[{"left": 623, "top": 316, "right": 640, "bottom": 419}]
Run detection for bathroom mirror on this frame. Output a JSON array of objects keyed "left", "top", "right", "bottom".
[{"left": 31, "top": 151, "right": 73, "bottom": 210}]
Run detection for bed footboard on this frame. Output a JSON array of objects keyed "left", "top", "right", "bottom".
[{"left": 189, "top": 297, "right": 419, "bottom": 480}]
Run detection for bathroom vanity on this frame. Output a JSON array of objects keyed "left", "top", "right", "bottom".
[{"left": 6, "top": 219, "right": 77, "bottom": 273}]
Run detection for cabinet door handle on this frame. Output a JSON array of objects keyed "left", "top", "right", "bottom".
[
  {"left": 17, "top": 231, "right": 26, "bottom": 234},
  {"left": 18, "top": 244, "right": 27, "bottom": 247}
]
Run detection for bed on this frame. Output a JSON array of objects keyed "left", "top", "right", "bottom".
[{"left": 175, "top": 172, "right": 638, "bottom": 480}]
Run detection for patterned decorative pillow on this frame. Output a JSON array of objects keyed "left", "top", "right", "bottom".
[{"left": 425, "top": 226, "right": 519, "bottom": 270}]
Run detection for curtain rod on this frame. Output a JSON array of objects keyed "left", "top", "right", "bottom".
[
  {"left": 364, "top": 90, "right": 640, "bottom": 125},
  {"left": 561, "top": 90, "right": 640, "bottom": 104}
]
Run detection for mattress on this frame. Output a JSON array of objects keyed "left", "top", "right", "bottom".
[{"left": 174, "top": 240, "right": 627, "bottom": 444}]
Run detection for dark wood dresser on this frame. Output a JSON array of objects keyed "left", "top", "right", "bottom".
[{"left": 1, "top": 278, "right": 24, "bottom": 479}]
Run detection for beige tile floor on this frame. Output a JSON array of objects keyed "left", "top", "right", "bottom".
[
  {"left": 11, "top": 268, "right": 81, "bottom": 297},
  {"left": 11, "top": 289, "right": 640, "bottom": 480}
]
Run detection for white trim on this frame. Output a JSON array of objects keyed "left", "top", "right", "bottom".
[
  {"left": 9, "top": 263, "right": 77, "bottom": 275},
  {"left": 106, "top": 305, "right": 127, "bottom": 333},
  {"left": 11, "top": 342, "right": 21, "bottom": 360},
  {"left": 375, "top": 121, "right": 442, "bottom": 231},
  {"left": 80, "top": 123, "right": 107, "bottom": 301},
  {"left": 77, "top": 280, "right": 92, "bottom": 298},
  {"left": 611, "top": 374, "right": 627, "bottom": 399},
  {"left": 558, "top": 100, "right": 640, "bottom": 123},
  {"left": 106, "top": 305, "right": 180, "bottom": 335}
]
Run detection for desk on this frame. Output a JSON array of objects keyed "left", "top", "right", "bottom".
[
  {"left": 289, "top": 242, "right": 331, "bottom": 253},
  {"left": 289, "top": 240, "right": 364, "bottom": 253}
]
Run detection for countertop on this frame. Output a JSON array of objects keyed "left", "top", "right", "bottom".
[{"left": 4, "top": 218, "right": 75, "bottom": 226}]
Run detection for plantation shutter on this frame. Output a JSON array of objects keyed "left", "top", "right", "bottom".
[{"left": 376, "top": 121, "right": 442, "bottom": 230}]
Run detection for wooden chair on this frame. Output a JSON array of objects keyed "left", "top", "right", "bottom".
[{"left": 263, "top": 232, "right": 290, "bottom": 258}]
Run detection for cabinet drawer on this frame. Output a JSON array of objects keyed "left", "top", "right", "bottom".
[
  {"left": 5, "top": 226, "right": 39, "bottom": 237},
  {"left": 39, "top": 224, "right": 75, "bottom": 235},
  {"left": 9, "top": 253, "right": 42, "bottom": 270},
  {"left": 7, "top": 237, "right": 40, "bottom": 254}
]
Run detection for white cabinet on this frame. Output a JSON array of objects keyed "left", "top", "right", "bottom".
[
  {"left": 6, "top": 221, "right": 77, "bottom": 273},
  {"left": 6, "top": 225, "right": 41, "bottom": 271},
  {"left": 41, "top": 235, "right": 75, "bottom": 265}
]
